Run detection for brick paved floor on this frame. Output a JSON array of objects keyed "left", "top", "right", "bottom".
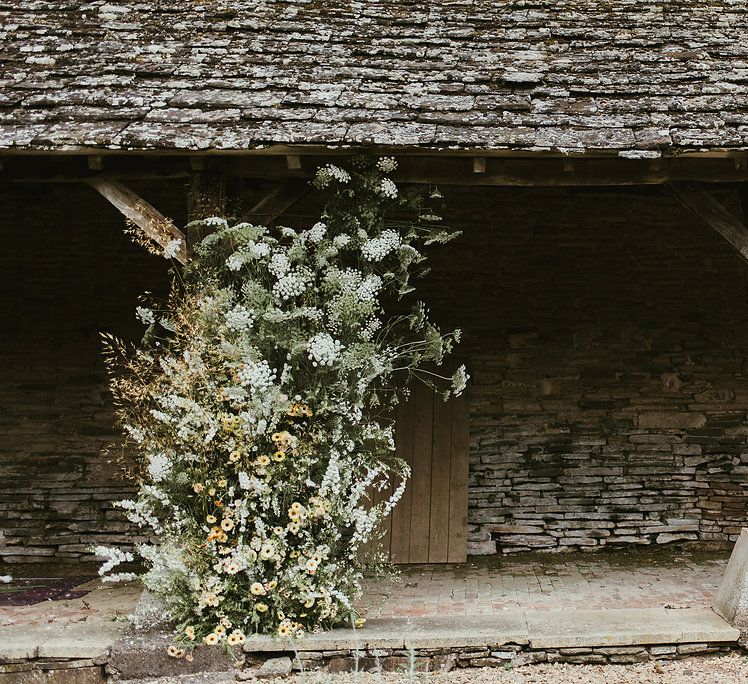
[{"left": 358, "top": 546, "right": 730, "bottom": 619}]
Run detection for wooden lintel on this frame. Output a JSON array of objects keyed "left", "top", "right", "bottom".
[
  {"left": 225, "top": 155, "right": 748, "bottom": 188},
  {"left": 668, "top": 182, "right": 748, "bottom": 263},
  {"left": 13, "top": 171, "right": 189, "bottom": 183},
  {"left": 245, "top": 180, "right": 309, "bottom": 224},
  {"left": 86, "top": 177, "right": 188, "bottom": 264}
]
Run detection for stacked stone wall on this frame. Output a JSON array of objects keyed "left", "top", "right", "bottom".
[
  {"left": 2, "top": 182, "right": 747, "bottom": 561},
  {"left": 0, "top": 182, "right": 176, "bottom": 562},
  {"left": 425, "top": 185, "right": 748, "bottom": 554}
]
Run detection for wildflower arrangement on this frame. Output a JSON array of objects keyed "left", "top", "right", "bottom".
[{"left": 96, "top": 156, "right": 467, "bottom": 648}]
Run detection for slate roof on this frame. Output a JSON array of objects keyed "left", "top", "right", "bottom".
[{"left": 2, "top": 1, "right": 748, "bottom": 155}]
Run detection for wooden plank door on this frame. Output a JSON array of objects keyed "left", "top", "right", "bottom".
[{"left": 374, "top": 382, "right": 469, "bottom": 564}]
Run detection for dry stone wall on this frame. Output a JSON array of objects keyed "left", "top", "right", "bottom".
[
  {"left": 1, "top": 181, "right": 748, "bottom": 562},
  {"left": 426, "top": 185, "right": 748, "bottom": 555},
  {"left": 0, "top": 182, "right": 175, "bottom": 562}
]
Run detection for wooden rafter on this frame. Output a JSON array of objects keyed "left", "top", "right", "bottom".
[
  {"left": 244, "top": 180, "right": 309, "bottom": 225},
  {"left": 86, "top": 178, "right": 188, "bottom": 264},
  {"left": 668, "top": 182, "right": 748, "bottom": 263}
]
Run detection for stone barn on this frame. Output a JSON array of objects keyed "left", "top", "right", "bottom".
[{"left": 2, "top": 0, "right": 748, "bottom": 568}]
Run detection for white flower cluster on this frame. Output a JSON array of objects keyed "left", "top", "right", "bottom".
[
  {"left": 333, "top": 233, "right": 350, "bottom": 249},
  {"left": 237, "top": 360, "right": 277, "bottom": 390},
  {"left": 306, "top": 222, "right": 327, "bottom": 243},
  {"left": 136, "top": 306, "right": 155, "bottom": 325},
  {"left": 314, "top": 164, "right": 351, "bottom": 188},
  {"left": 93, "top": 546, "right": 134, "bottom": 575},
  {"left": 226, "top": 253, "right": 246, "bottom": 271},
  {"left": 361, "top": 229, "right": 401, "bottom": 261},
  {"left": 147, "top": 453, "right": 171, "bottom": 482},
  {"left": 376, "top": 157, "right": 398, "bottom": 173},
  {"left": 268, "top": 253, "right": 291, "bottom": 277},
  {"left": 307, "top": 333, "right": 344, "bottom": 367},
  {"left": 359, "top": 274, "right": 383, "bottom": 302},
  {"left": 378, "top": 178, "right": 398, "bottom": 199},
  {"left": 163, "top": 238, "right": 183, "bottom": 260},
  {"left": 451, "top": 364, "right": 469, "bottom": 396},
  {"left": 226, "top": 243, "right": 272, "bottom": 272},
  {"left": 272, "top": 268, "right": 312, "bottom": 301},
  {"left": 225, "top": 304, "right": 254, "bottom": 332}
]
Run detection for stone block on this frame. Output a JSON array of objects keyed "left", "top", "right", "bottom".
[
  {"left": 466, "top": 540, "right": 496, "bottom": 555},
  {"left": 255, "top": 656, "right": 292, "bottom": 679},
  {"left": 714, "top": 528, "right": 748, "bottom": 644},
  {"left": 655, "top": 533, "right": 698, "bottom": 544},
  {"left": 107, "top": 628, "right": 237, "bottom": 680},
  {"left": 638, "top": 412, "right": 707, "bottom": 429}
]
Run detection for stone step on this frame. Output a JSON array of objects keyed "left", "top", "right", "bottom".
[{"left": 241, "top": 607, "right": 739, "bottom": 653}]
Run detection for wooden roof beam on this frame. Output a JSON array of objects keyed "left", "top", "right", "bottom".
[
  {"left": 86, "top": 177, "right": 188, "bottom": 264},
  {"left": 668, "top": 181, "right": 748, "bottom": 263},
  {"left": 244, "top": 180, "right": 309, "bottom": 225}
]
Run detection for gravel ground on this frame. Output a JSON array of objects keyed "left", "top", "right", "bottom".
[
  {"left": 283, "top": 654, "right": 748, "bottom": 684},
  {"left": 131, "top": 654, "right": 748, "bottom": 684}
]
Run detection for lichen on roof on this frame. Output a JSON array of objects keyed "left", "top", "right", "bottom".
[{"left": 1, "top": 0, "right": 748, "bottom": 154}]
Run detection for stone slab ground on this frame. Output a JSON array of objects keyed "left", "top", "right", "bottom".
[
  {"left": 0, "top": 578, "right": 141, "bottom": 683},
  {"left": 1, "top": 547, "right": 742, "bottom": 681}
]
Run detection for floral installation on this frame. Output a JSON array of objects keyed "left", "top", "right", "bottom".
[{"left": 95, "top": 156, "right": 467, "bottom": 650}]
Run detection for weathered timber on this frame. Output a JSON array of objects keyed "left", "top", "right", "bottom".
[
  {"left": 85, "top": 178, "right": 188, "bottom": 264},
  {"left": 7, "top": 154, "right": 748, "bottom": 188},
  {"left": 244, "top": 180, "right": 309, "bottom": 224},
  {"left": 224, "top": 155, "right": 748, "bottom": 187},
  {"left": 188, "top": 161, "right": 226, "bottom": 221},
  {"left": 739, "top": 183, "right": 748, "bottom": 226},
  {"left": 667, "top": 182, "right": 748, "bottom": 263}
]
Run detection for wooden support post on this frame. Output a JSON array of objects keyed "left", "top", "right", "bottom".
[
  {"left": 668, "top": 181, "right": 748, "bottom": 263},
  {"left": 472, "top": 157, "right": 486, "bottom": 174},
  {"left": 286, "top": 155, "right": 302, "bottom": 170},
  {"left": 86, "top": 177, "right": 188, "bottom": 264},
  {"left": 245, "top": 180, "right": 309, "bottom": 225},
  {"left": 738, "top": 182, "right": 748, "bottom": 227},
  {"left": 188, "top": 159, "right": 225, "bottom": 221},
  {"left": 87, "top": 155, "right": 103, "bottom": 171}
]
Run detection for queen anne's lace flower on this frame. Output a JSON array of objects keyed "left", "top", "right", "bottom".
[
  {"left": 376, "top": 157, "right": 397, "bottom": 173},
  {"left": 313, "top": 164, "right": 351, "bottom": 188},
  {"left": 360, "top": 229, "right": 400, "bottom": 261},
  {"left": 268, "top": 253, "right": 291, "bottom": 277},
  {"left": 333, "top": 234, "right": 350, "bottom": 249},
  {"left": 378, "top": 178, "right": 398, "bottom": 199},
  {"left": 307, "top": 222, "right": 327, "bottom": 243},
  {"left": 147, "top": 453, "right": 171, "bottom": 482},
  {"left": 163, "top": 239, "right": 183, "bottom": 260},
  {"left": 273, "top": 270, "right": 310, "bottom": 300},
  {"left": 307, "top": 333, "right": 343, "bottom": 367},
  {"left": 226, "top": 253, "right": 246, "bottom": 271},
  {"left": 237, "top": 360, "right": 277, "bottom": 390},
  {"left": 225, "top": 305, "right": 254, "bottom": 332}
]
